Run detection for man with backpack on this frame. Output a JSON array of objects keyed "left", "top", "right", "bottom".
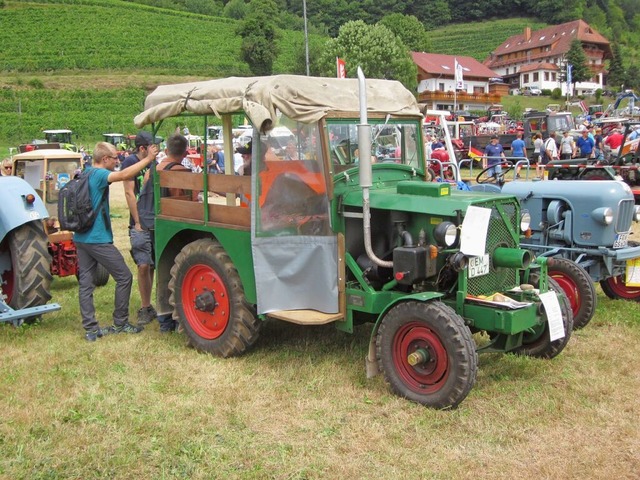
[{"left": 75, "top": 141, "right": 158, "bottom": 341}]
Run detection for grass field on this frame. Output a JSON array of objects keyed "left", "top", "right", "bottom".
[{"left": 1, "top": 183, "right": 640, "bottom": 479}]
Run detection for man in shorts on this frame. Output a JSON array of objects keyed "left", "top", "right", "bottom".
[{"left": 122, "top": 131, "right": 158, "bottom": 325}]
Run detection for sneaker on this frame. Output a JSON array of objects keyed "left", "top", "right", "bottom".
[
  {"left": 106, "top": 322, "right": 144, "bottom": 334},
  {"left": 158, "top": 314, "right": 178, "bottom": 333},
  {"left": 137, "top": 305, "right": 157, "bottom": 325},
  {"left": 85, "top": 327, "right": 105, "bottom": 342}
]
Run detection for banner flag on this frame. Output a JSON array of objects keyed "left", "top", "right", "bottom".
[
  {"left": 336, "top": 58, "right": 346, "bottom": 79},
  {"left": 455, "top": 58, "right": 464, "bottom": 90}
]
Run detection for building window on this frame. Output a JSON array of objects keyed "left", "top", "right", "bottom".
[
  {"left": 524, "top": 74, "right": 529, "bottom": 83},
  {"left": 473, "top": 86, "right": 484, "bottom": 94},
  {"left": 506, "top": 67, "right": 509, "bottom": 74},
  {"left": 544, "top": 72, "right": 549, "bottom": 81},
  {"left": 552, "top": 73, "right": 556, "bottom": 81},
  {"left": 533, "top": 72, "right": 539, "bottom": 82},
  {"left": 438, "top": 83, "right": 445, "bottom": 92}
]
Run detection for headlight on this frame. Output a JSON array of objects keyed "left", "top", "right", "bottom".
[
  {"left": 633, "top": 205, "right": 640, "bottom": 222},
  {"left": 520, "top": 211, "right": 531, "bottom": 232},
  {"left": 591, "top": 207, "right": 613, "bottom": 225},
  {"left": 434, "top": 221, "right": 458, "bottom": 247}
]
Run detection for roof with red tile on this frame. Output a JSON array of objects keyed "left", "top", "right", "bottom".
[
  {"left": 485, "top": 20, "right": 611, "bottom": 69},
  {"left": 518, "top": 62, "right": 559, "bottom": 73},
  {"left": 411, "top": 52, "right": 499, "bottom": 79}
]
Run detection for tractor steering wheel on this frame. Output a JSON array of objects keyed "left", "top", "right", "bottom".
[{"left": 476, "top": 161, "right": 514, "bottom": 185}]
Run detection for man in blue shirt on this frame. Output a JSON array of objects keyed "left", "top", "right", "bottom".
[
  {"left": 483, "top": 135, "right": 506, "bottom": 180},
  {"left": 510, "top": 132, "right": 527, "bottom": 178},
  {"left": 576, "top": 129, "right": 595, "bottom": 158},
  {"left": 76, "top": 141, "right": 158, "bottom": 341}
]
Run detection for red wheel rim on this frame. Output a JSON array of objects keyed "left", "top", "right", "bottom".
[
  {"left": 181, "top": 264, "right": 230, "bottom": 340},
  {"left": 550, "top": 271, "right": 580, "bottom": 317},
  {"left": 392, "top": 321, "right": 449, "bottom": 394},
  {"left": 604, "top": 275, "right": 640, "bottom": 300},
  {"left": 0, "top": 248, "right": 14, "bottom": 304}
]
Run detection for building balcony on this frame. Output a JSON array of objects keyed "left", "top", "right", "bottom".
[{"left": 417, "top": 90, "right": 503, "bottom": 104}]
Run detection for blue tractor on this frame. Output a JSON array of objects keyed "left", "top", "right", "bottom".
[{"left": 0, "top": 176, "right": 60, "bottom": 325}]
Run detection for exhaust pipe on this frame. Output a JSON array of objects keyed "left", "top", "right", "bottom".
[{"left": 357, "top": 67, "right": 393, "bottom": 269}]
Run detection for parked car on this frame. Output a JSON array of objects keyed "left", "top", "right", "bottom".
[{"left": 522, "top": 86, "right": 542, "bottom": 96}]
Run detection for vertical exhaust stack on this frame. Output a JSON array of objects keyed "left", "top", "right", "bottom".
[{"left": 357, "top": 67, "right": 393, "bottom": 269}]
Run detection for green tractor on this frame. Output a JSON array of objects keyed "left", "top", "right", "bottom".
[{"left": 135, "top": 73, "right": 572, "bottom": 409}]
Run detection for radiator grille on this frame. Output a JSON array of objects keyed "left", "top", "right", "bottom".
[
  {"left": 616, "top": 198, "right": 635, "bottom": 233},
  {"left": 467, "top": 200, "right": 519, "bottom": 297}
]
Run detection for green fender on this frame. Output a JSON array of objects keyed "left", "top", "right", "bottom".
[{"left": 365, "top": 291, "right": 444, "bottom": 378}]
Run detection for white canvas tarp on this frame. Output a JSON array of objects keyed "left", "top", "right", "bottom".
[{"left": 134, "top": 75, "right": 420, "bottom": 132}]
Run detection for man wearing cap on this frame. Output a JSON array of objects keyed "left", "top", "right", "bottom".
[
  {"left": 482, "top": 135, "right": 506, "bottom": 180},
  {"left": 576, "top": 128, "right": 595, "bottom": 159},
  {"left": 604, "top": 128, "right": 624, "bottom": 161},
  {"left": 236, "top": 140, "right": 252, "bottom": 176},
  {"left": 121, "top": 131, "right": 158, "bottom": 326}
]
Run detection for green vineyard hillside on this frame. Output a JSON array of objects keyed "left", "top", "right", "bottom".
[{"left": 0, "top": 0, "right": 564, "bottom": 149}]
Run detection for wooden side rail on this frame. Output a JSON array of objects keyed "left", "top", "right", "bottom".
[{"left": 157, "top": 170, "right": 251, "bottom": 229}]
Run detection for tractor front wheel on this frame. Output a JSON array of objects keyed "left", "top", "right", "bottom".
[
  {"left": 0, "top": 222, "right": 53, "bottom": 323},
  {"left": 600, "top": 276, "right": 640, "bottom": 301},
  {"left": 512, "top": 278, "right": 573, "bottom": 359},
  {"left": 376, "top": 301, "right": 477, "bottom": 409},
  {"left": 600, "top": 241, "right": 640, "bottom": 301},
  {"left": 168, "top": 238, "right": 261, "bottom": 357},
  {"left": 548, "top": 258, "right": 596, "bottom": 329}
]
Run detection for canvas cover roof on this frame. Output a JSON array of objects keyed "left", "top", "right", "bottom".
[{"left": 134, "top": 75, "right": 420, "bottom": 133}]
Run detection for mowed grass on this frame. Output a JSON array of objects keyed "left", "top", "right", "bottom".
[{"left": 1, "top": 188, "right": 640, "bottom": 479}]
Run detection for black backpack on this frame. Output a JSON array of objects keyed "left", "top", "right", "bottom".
[{"left": 57, "top": 169, "right": 108, "bottom": 233}]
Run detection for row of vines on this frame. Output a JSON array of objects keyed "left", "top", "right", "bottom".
[{"left": 1, "top": 2, "right": 306, "bottom": 74}]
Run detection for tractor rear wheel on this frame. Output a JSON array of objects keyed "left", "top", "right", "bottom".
[
  {"left": 548, "top": 258, "right": 596, "bottom": 329},
  {"left": 0, "top": 222, "right": 53, "bottom": 323},
  {"left": 600, "top": 241, "right": 640, "bottom": 301},
  {"left": 168, "top": 238, "right": 261, "bottom": 357},
  {"left": 512, "top": 278, "right": 573, "bottom": 359},
  {"left": 376, "top": 301, "right": 477, "bottom": 409}
]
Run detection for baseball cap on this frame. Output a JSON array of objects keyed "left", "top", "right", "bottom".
[
  {"left": 236, "top": 140, "right": 252, "bottom": 154},
  {"left": 135, "top": 131, "right": 154, "bottom": 147}
]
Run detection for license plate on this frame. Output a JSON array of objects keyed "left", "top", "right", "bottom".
[
  {"left": 614, "top": 233, "right": 629, "bottom": 249},
  {"left": 468, "top": 254, "right": 490, "bottom": 278}
]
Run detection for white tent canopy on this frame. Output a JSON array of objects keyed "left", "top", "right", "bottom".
[{"left": 134, "top": 75, "right": 421, "bottom": 133}]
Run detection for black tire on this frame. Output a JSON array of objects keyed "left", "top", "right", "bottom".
[
  {"left": 0, "top": 222, "right": 53, "bottom": 323},
  {"left": 93, "top": 264, "right": 109, "bottom": 287},
  {"left": 548, "top": 258, "right": 597, "bottom": 329},
  {"left": 512, "top": 278, "right": 573, "bottom": 359},
  {"left": 600, "top": 241, "right": 640, "bottom": 301},
  {"left": 376, "top": 301, "right": 477, "bottom": 409},
  {"left": 426, "top": 167, "right": 437, "bottom": 182},
  {"left": 168, "top": 238, "right": 261, "bottom": 357}
]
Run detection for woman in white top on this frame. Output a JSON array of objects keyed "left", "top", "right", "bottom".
[{"left": 559, "top": 131, "right": 576, "bottom": 160}]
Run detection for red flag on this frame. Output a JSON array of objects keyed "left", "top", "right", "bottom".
[{"left": 336, "top": 58, "right": 346, "bottom": 79}]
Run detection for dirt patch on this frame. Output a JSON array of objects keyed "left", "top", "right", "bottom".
[{"left": 0, "top": 73, "right": 208, "bottom": 91}]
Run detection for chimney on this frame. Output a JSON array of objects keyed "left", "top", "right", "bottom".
[{"left": 524, "top": 27, "right": 531, "bottom": 41}]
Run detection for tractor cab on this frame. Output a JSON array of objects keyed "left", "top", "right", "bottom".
[{"left": 102, "top": 133, "right": 128, "bottom": 150}]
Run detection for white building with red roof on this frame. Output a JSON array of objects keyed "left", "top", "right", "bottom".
[
  {"left": 411, "top": 52, "right": 505, "bottom": 111},
  {"left": 484, "top": 20, "right": 611, "bottom": 96}
]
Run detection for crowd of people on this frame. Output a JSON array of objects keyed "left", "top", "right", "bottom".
[{"left": 74, "top": 131, "right": 258, "bottom": 341}]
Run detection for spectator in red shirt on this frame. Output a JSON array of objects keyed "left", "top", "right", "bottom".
[{"left": 604, "top": 128, "right": 624, "bottom": 161}]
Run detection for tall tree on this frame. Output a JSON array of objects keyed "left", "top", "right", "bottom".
[
  {"left": 565, "top": 39, "right": 591, "bottom": 89},
  {"left": 378, "top": 14, "right": 431, "bottom": 52},
  {"left": 607, "top": 43, "right": 626, "bottom": 90},
  {"left": 318, "top": 20, "right": 417, "bottom": 91},
  {"left": 237, "top": 0, "right": 280, "bottom": 75}
]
